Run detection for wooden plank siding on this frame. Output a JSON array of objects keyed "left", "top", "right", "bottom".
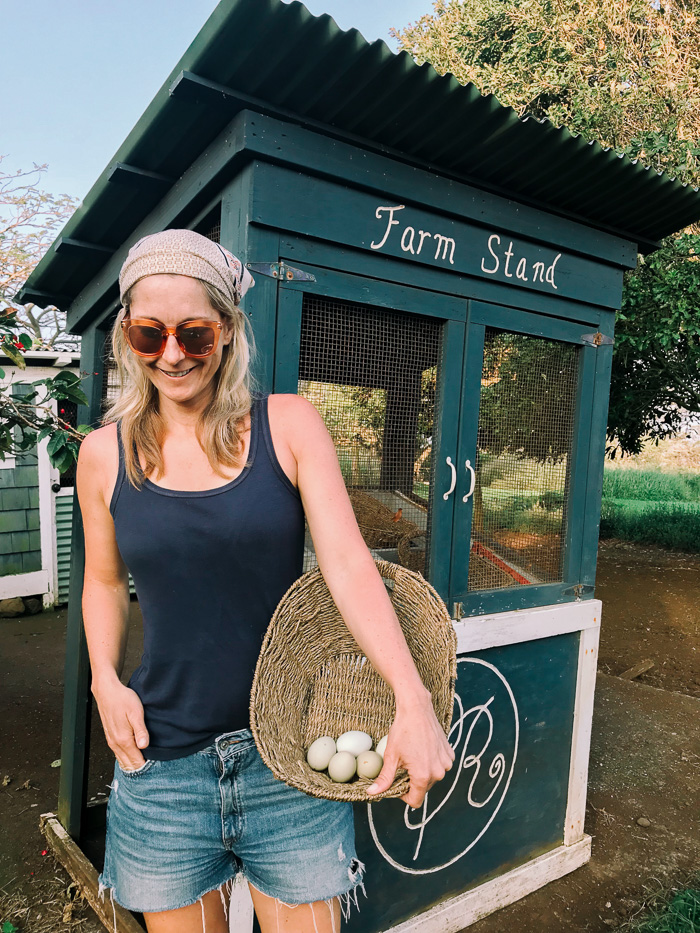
[
  {"left": 250, "top": 162, "right": 624, "bottom": 311},
  {"left": 0, "top": 457, "right": 41, "bottom": 578}
]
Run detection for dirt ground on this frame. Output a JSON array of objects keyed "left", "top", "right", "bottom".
[{"left": 1, "top": 538, "right": 699, "bottom": 932}]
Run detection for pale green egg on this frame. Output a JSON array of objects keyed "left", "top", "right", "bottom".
[
  {"left": 356, "top": 750, "right": 383, "bottom": 780},
  {"left": 328, "top": 751, "right": 357, "bottom": 783},
  {"left": 306, "top": 736, "right": 337, "bottom": 771}
]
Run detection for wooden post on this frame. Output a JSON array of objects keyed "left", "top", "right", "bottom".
[
  {"left": 58, "top": 325, "right": 107, "bottom": 837},
  {"left": 220, "top": 167, "right": 281, "bottom": 394}
]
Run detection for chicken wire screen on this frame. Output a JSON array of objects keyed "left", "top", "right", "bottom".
[
  {"left": 298, "top": 294, "right": 442, "bottom": 577},
  {"left": 468, "top": 328, "right": 579, "bottom": 591}
]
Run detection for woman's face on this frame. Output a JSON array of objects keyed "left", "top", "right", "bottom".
[{"left": 127, "top": 274, "right": 232, "bottom": 408}]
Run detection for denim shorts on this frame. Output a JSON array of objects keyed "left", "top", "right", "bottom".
[{"left": 98, "top": 728, "right": 362, "bottom": 915}]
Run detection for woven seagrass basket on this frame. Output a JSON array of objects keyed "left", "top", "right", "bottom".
[
  {"left": 348, "top": 489, "right": 421, "bottom": 549},
  {"left": 250, "top": 559, "right": 457, "bottom": 802}
]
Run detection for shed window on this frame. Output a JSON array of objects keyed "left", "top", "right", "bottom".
[
  {"left": 468, "top": 329, "right": 578, "bottom": 590},
  {"left": 298, "top": 295, "right": 441, "bottom": 576}
]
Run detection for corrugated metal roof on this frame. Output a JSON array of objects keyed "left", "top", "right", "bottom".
[{"left": 19, "top": 0, "right": 700, "bottom": 308}]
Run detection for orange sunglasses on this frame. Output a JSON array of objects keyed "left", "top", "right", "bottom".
[{"left": 121, "top": 318, "right": 224, "bottom": 359}]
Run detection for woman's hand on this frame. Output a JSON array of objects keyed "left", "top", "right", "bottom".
[
  {"left": 366, "top": 689, "right": 455, "bottom": 808},
  {"left": 92, "top": 677, "right": 150, "bottom": 771}
]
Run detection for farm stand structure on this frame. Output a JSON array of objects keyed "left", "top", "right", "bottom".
[{"left": 20, "top": 1, "right": 700, "bottom": 930}]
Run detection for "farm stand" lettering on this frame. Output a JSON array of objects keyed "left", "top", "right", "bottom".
[{"left": 368, "top": 204, "right": 563, "bottom": 292}]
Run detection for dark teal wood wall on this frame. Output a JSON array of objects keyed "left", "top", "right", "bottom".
[{"left": 348, "top": 632, "right": 580, "bottom": 933}]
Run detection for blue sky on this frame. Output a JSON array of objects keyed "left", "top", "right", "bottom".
[{"left": 2, "top": 0, "right": 432, "bottom": 203}]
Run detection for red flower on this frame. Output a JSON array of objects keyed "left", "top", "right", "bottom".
[{"left": 41, "top": 849, "right": 48, "bottom": 856}]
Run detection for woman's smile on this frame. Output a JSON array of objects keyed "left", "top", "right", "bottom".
[{"left": 157, "top": 366, "right": 197, "bottom": 379}]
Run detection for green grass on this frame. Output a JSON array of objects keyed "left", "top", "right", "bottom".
[
  {"left": 618, "top": 880, "right": 700, "bottom": 933},
  {"left": 600, "top": 500, "right": 700, "bottom": 552},
  {"left": 604, "top": 498, "right": 700, "bottom": 516},
  {"left": 603, "top": 468, "right": 700, "bottom": 503}
]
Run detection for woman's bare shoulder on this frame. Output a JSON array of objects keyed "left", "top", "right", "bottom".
[
  {"left": 77, "top": 423, "right": 120, "bottom": 503},
  {"left": 266, "top": 394, "right": 333, "bottom": 467},
  {"left": 78, "top": 422, "right": 118, "bottom": 465},
  {"left": 266, "top": 393, "right": 322, "bottom": 427},
  {"left": 265, "top": 394, "right": 329, "bottom": 483}
]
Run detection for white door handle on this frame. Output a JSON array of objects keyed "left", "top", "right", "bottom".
[
  {"left": 463, "top": 460, "right": 476, "bottom": 502},
  {"left": 443, "top": 457, "right": 456, "bottom": 500}
]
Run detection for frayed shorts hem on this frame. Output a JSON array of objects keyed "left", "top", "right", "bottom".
[
  {"left": 98, "top": 865, "right": 367, "bottom": 918},
  {"left": 98, "top": 871, "right": 241, "bottom": 915},
  {"left": 245, "top": 857, "right": 366, "bottom": 909}
]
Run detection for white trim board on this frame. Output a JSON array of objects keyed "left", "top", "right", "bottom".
[
  {"left": 384, "top": 837, "right": 591, "bottom": 933},
  {"left": 37, "top": 434, "right": 58, "bottom": 609},
  {"left": 564, "top": 623, "right": 600, "bottom": 845},
  {"left": 453, "top": 600, "right": 601, "bottom": 654},
  {"left": 0, "top": 569, "right": 50, "bottom": 599}
]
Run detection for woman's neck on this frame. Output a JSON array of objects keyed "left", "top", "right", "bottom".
[{"left": 157, "top": 390, "right": 213, "bottom": 432}]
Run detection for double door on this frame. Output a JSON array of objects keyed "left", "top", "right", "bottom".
[{"left": 272, "top": 262, "right": 606, "bottom": 617}]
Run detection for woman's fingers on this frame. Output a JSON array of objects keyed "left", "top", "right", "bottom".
[
  {"left": 401, "top": 758, "right": 451, "bottom": 808},
  {"left": 96, "top": 685, "right": 149, "bottom": 770},
  {"left": 366, "top": 749, "right": 399, "bottom": 796},
  {"left": 126, "top": 697, "right": 150, "bottom": 750}
]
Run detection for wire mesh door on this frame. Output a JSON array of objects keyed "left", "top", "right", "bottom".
[
  {"left": 297, "top": 294, "right": 443, "bottom": 577},
  {"left": 466, "top": 327, "right": 580, "bottom": 592}
]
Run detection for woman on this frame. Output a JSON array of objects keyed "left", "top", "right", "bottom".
[{"left": 77, "top": 229, "right": 454, "bottom": 933}]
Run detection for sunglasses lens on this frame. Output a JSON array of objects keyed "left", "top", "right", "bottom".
[
  {"left": 127, "top": 323, "right": 165, "bottom": 356},
  {"left": 179, "top": 324, "right": 217, "bottom": 357}
]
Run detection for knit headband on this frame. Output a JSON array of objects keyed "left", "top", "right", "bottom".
[{"left": 118, "top": 229, "right": 254, "bottom": 306}]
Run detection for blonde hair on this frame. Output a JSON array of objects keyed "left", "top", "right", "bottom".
[{"left": 104, "top": 278, "right": 256, "bottom": 487}]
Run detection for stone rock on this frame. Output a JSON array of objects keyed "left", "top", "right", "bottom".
[
  {"left": 636, "top": 816, "right": 651, "bottom": 827},
  {"left": 0, "top": 597, "right": 25, "bottom": 618},
  {"left": 22, "top": 596, "right": 43, "bottom": 615}
]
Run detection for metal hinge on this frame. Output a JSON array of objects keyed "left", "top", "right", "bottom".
[
  {"left": 246, "top": 262, "right": 316, "bottom": 283},
  {"left": 582, "top": 332, "right": 614, "bottom": 348},
  {"left": 564, "top": 583, "right": 595, "bottom": 601},
  {"left": 452, "top": 601, "right": 464, "bottom": 621}
]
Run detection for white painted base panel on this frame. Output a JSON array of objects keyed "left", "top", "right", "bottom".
[
  {"left": 385, "top": 837, "right": 591, "bottom": 933},
  {"left": 0, "top": 569, "right": 49, "bottom": 599}
]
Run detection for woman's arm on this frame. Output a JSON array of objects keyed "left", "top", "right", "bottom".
[
  {"left": 283, "top": 396, "right": 455, "bottom": 807},
  {"left": 76, "top": 426, "right": 150, "bottom": 769}
]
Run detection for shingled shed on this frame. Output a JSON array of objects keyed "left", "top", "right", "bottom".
[{"left": 22, "top": 1, "right": 700, "bottom": 930}]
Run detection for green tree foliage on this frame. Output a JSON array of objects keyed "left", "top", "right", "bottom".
[{"left": 393, "top": 0, "right": 700, "bottom": 454}]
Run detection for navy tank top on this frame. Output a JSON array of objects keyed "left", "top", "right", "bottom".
[{"left": 110, "top": 395, "right": 305, "bottom": 760}]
